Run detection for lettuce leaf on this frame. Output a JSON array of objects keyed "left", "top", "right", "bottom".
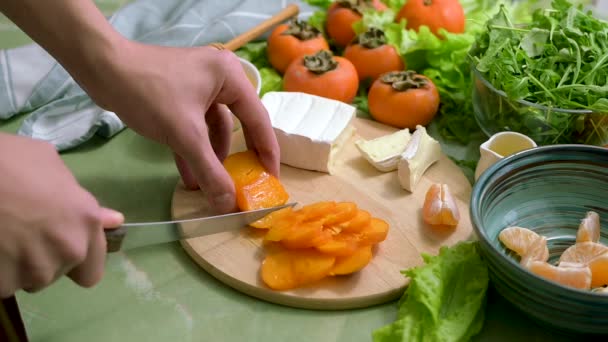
[{"left": 372, "top": 241, "right": 489, "bottom": 342}]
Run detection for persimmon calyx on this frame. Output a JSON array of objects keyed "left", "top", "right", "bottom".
[
  {"left": 423, "top": 0, "right": 433, "bottom": 5},
  {"left": 282, "top": 19, "right": 321, "bottom": 40},
  {"left": 381, "top": 70, "right": 428, "bottom": 91},
  {"left": 303, "top": 50, "right": 338, "bottom": 74},
  {"left": 355, "top": 27, "right": 387, "bottom": 49},
  {"left": 336, "top": 0, "right": 374, "bottom": 15}
]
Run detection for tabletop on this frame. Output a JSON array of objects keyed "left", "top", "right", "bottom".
[{"left": 0, "top": 1, "right": 584, "bottom": 341}]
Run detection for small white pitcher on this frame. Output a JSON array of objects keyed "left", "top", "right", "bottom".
[{"left": 474, "top": 131, "right": 538, "bottom": 181}]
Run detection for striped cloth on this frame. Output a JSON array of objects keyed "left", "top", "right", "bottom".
[{"left": 0, "top": 0, "right": 316, "bottom": 150}]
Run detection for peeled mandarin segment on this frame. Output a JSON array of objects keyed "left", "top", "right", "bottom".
[
  {"left": 559, "top": 241, "right": 608, "bottom": 264},
  {"left": 281, "top": 220, "right": 325, "bottom": 249},
  {"left": 422, "top": 183, "right": 460, "bottom": 227},
  {"left": 330, "top": 245, "right": 373, "bottom": 276},
  {"left": 520, "top": 236, "right": 549, "bottom": 266},
  {"left": 249, "top": 207, "right": 293, "bottom": 229},
  {"left": 498, "top": 226, "right": 544, "bottom": 257},
  {"left": 338, "top": 210, "right": 372, "bottom": 233},
  {"left": 322, "top": 202, "right": 358, "bottom": 226},
  {"left": 290, "top": 249, "right": 336, "bottom": 286},
  {"left": 261, "top": 249, "right": 298, "bottom": 290},
  {"left": 300, "top": 201, "right": 337, "bottom": 222},
  {"left": 358, "top": 218, "right": 389, "bottom": 246},
  {"left": 576, "top": 211, "right": 601, "bottom": 243},
  {"left": 238, "top": 172, "right": 290, "bottom": 211},
  {"left": 526, "top": 260, "right": 592, "bottom": 290},
  {"left": 316, "top": 233, "right": 360, "bottom": 256},
  {"left": 588, "top": 254, "right": 608, "bottom": 288}
]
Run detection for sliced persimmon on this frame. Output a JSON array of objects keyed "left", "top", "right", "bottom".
[
  {"left": 261, "top": 248, "right": 335, "bottom": 290},
  {"left": 249, "top": 207, "right": 293, "bottom": 229},
  {"left": 322, "top": 202, "right": 358, "bottom": 226},
  {"left": 291, "top": 249, "right": 336, "bottom": 286},
  {"left": 261, "top": 248, "right": 298, "bottom": 290},
  {"left": 330, "top": 245, "right": 373, "bottom": 276},
  {"left": 338, "top": 210, "right": 372, "bottom": 233},
  {"left": 300, "top": 201, "right": 336, "bottom": 222},
  {"left": 282, "top": 220, "right": 325, "bottom": 249},
  {"left": 223, "top": 150, "right": 265, "bottom": 186},
  {"left": 265, "top": 214, "right": 302, "bottom": 242},
  {"left": 358, "top": 218, "right": 389, "bottom": 246},
  {"left": 316, "top": 233, "right": 359, "bottom": 256}
]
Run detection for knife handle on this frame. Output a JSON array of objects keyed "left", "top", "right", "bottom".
[{"left": 105, "top": 227, "right": 126, "bottom": 253}]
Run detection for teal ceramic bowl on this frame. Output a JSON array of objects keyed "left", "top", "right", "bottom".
[{"left": 470, "top": 144, "right": 608, "bottom": 335}]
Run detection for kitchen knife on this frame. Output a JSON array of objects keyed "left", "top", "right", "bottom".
[{"left": 105, "top": 203, "right": 297, "bottom": 252}]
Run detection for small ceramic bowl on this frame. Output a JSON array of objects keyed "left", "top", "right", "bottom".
[
  {"left": 470, "top": 144, "right": 608, "bottom": 335},
  {"left": 239, "top": 57, "right": 262, "bottom": 95}
]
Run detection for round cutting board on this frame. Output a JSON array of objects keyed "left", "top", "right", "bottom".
[{"left": 172, "top": 118, "right": 474, "bottom": 310}]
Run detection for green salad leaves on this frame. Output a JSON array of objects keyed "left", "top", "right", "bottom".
[
  {"left": 372, "top": 241, "right": 489, "bottom": 342},
  {"left": 471, "top": 0, "right": 608, "bottom": 111}
]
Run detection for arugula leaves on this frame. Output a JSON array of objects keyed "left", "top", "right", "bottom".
[{"left": 470, "top": 0, "right": 608, "bottom": 144}]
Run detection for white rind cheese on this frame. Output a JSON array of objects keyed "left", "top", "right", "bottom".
[
  {"left": 355, "top": 129, "right": 412, "bottom": 172},
  {"left": 261, "top": 91, "right": 357, "bottom": 174},
  {"left": 398, "top": 125, "right": 442, "bottom": 192}
]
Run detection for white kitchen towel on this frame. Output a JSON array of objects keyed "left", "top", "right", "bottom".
[{"left": 0, "top": 0, "right": 317, "bottom": 150}]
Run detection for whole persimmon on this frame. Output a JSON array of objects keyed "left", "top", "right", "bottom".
[
  {"left": 368, "top": 71, "right": 440, "bottom": 129},
  {"left": 267, "top": 19, "right": 330, "bottom": 74},
  {"left": 343, "top": 27, "right": 405, "bottom": 82},
  {"left": 326, "top": 0, "right": 388, "bottom": 47},
  {"left": 395, "top": 0, "right": 465, "bottom": 37},
  {"left": 283, "top": 50, "right": 359, "bottom": 103}
]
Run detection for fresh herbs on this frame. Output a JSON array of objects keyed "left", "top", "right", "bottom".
[{"left": 470, "top": 0, "right": 608, "bottom": 145}]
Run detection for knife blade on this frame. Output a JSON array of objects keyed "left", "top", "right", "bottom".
[{"left": 105, "top": 202, "right": 296, "bottom": 252}]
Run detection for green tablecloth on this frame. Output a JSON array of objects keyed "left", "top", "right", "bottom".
[{"left": 0, "top": 2, "right": 575, "bottom": 341}]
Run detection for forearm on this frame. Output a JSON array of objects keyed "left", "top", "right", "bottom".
[{"left": 0, "top": 0, "right": 125, "bottom": 92}]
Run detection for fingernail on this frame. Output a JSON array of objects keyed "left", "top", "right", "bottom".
[
  {"left": 212, "top": 193, "right": 237, "bottom": 213},
  {"left": 101, "top": 208, "right": 125, "bottom": 228}
]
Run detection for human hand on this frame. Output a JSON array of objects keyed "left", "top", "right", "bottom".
[
  {"left": 0, "top": 133, "right": 124, "bottom": 298},
  {"left": 82, "top": 41, "right": 280, "bottom": 214}
]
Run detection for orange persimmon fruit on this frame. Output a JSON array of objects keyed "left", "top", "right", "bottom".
[
  {"left": 368, "top": 70, "right": 440, "bottom": 129},
  {"left": 267, "top": 19, "right": 330, "bottom": 74},
  {"left": 336, "top": 210, "right": 372, "bottom": 233},
  {"left": 249, "top": 207, "right": 294, "bottom": 229},
  {"left": 343, "top": 27, "right": 405, "bottom": 81},
  {"left": 283, "top": 50, "right": 359, "bottom": 103},
  {"left": 326, "top": 0, "right": 388, "bottom": 47},
  {"left": 358, "top": 217, "right": 389, "bottom": 246},
  {"left": 223, "top": 150, "right": 289, "bottom": 211},
  {"left": 395, "top": 0, "right": 465, "bottom": 37}
]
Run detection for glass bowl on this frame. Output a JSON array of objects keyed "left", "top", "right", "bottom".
[
  {"left": 470, "top": 144, "right": 608, "bottom": 335},
  {"left": 471, "top": 66, "right": 608, "bottom": 147}
]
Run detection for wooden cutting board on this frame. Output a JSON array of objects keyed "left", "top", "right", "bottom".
[{"left": 171, "top": 117, "right": 474, "bottom": 310}]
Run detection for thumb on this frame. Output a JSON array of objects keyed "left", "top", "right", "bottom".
[{"left": 100, "top": 207, "right": 124, "bottom": 229}]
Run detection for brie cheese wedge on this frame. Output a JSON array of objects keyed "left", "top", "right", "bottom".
[
  {"left": 261, "top": 92, "right": 356, "bottom": 174},
  {"left": 355, "top": 129, "right": 412, "bottom": 172},
  {"left": 398, "top": 125, "right": 442, "bottom": 192}
]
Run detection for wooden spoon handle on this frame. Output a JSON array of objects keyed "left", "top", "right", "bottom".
[{"left": 209, "top": 4, "right": 299, "bottom": 51}]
